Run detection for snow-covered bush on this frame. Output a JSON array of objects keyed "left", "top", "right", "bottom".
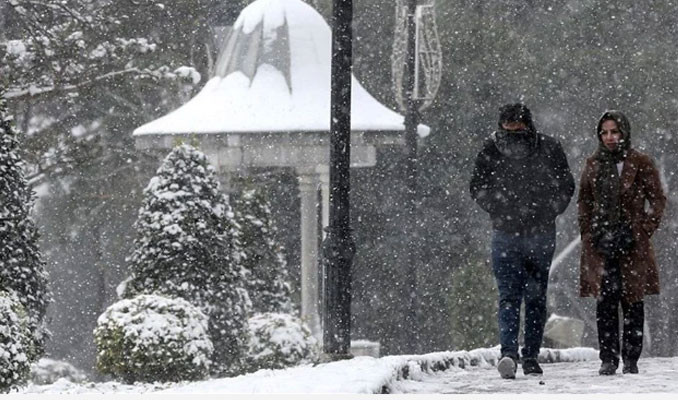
[
  {"left": 246, "top": 312, "right": 318, "bottom": 372},
  {"left": 123, "top": 144, "right": 250, "bottom": 376},
  {"left": 233, "top": 186, "right": 293, "bottom": 314},
  {"left": 29, "top": 358, "right": 87, "bottom": 385},
  {"left": 94, "top": 294, "right": 213, "bottom": 383},
  {"left": 0, "top": 88, "right": 51, "bottom": 362},
  {"left": 0, "top": 291, "right": 32, "bottom": 393}
]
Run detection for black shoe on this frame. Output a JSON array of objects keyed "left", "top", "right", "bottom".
[
  {"left": 599, "top": 361, "right": 618, "bottom": 375},
  {"left": 497, "top": 356, "right": 517, "bottom": 379},
  {"left": 623, "top": 360, "right": 639, "bottom": 374},
  {"left": 522, "top": 358, "right": 543, "bottom": 375}
]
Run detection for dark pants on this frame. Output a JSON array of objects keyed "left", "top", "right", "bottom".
[
  {"left": 491, "top": 230, "right": 556, "bottom": 359},
  {"left": 596, "top": 258, "right": 644, "bottom": 365}
]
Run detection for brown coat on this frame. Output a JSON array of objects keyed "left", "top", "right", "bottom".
[{"left": 578, "top": 148, "right": 666, "bottom": 303}]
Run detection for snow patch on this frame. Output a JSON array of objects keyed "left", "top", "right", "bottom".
[
  {"left": 6, "top": 40, "right": 27, "bottom": 56},
  {"left": 174, "top": 66, "right": 201, "bottom": 85}
]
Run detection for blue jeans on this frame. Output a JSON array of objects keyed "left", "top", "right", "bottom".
[{"left": 491, "top": 230, "right": 556, "bottom": 359}]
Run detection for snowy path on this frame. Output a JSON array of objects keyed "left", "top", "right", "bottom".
[
  {"left": 21, "top": 350, "right": 678, "bottom": 395},
  {"left": 389, "top": 357, "right": 678, "bottom": 394}
]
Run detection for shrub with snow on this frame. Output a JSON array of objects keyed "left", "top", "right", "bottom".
[
  {"left": 0, "top": 291, "right": 32, "bottom": 393},
  {"left": 94, "top": 294, "right": 213, "bottom": 383},
  {"left": 123, "top": 144, "right": 250, "bottom": 376},
  {"left": 29, "top": 358, "right": 87, "bottom": 385},
  {"left": 246, "top": 312, "right": 318, "bottom": 372}
]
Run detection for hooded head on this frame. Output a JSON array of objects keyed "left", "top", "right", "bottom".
[
  {"left": 596, "top": 110, "right": 631, "bottom": 152},
  {"left": 498, "top": 103, "right": 536, "bottom": 134},
  {"left": 494, "top": 103, "right": 537, "bottom": 159}
]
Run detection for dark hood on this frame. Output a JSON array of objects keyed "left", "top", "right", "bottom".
[
  {"left": 493, "top": 103, "right": 539, "bottom": 159},
  {"left": 497, "top": 103, "right": 537, "bottom": 134},
  {"left": 596, "top": 110, "right": 631, "bottom": 151}
]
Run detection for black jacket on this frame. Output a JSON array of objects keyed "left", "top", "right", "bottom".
[{"left": 470, "top": 132, "right": 575, "bottom": 234}]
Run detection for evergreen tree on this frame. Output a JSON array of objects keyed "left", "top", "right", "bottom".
[
  {"left": 233, "top": 184, "right": 292, "bottom": 314},
  {"left": 0, "top": 87, "right": 50, "bottom": 360},
  {"left": 123, "top": 143, "right": 250, "bottom": 376}
]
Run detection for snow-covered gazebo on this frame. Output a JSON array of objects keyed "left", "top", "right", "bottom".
[{"left": 134, "top": 0, "right": 429, "bottom": 341}]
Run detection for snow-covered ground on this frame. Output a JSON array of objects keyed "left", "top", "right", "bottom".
[
  {"left": 390, "top": 357, "right": 678, "bottom": 394},
  {"left": 16, "top": 347, "right": 678, "bottom": 396}
]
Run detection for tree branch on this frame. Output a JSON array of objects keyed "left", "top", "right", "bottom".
[{"left": 5, "top": 68, "right": 157, "bottom": 102}]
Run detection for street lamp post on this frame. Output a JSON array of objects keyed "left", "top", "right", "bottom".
[
  {"left": 402, "top": 0, "right": 420, "bottom": 355},
  {"left": 321, "top": 0, "right": 355, "bottom": 358},
  {"left": 392, "top": 0, "right": 442, "bottom": 355}
]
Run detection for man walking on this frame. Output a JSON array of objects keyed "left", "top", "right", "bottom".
[{"left": 470, "top": 103, "right": 575, "bottom": 379}]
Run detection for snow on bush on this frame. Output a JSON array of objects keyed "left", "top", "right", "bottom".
[
  {"left": 94, "top": 294, "right": 213, "bottom": 383},
  {"left": 30, "top": 358, "right": 87, "bottom": 385},
  {"left": 0, "top": 291, "right": 32, "bottom": 393},
  {"left": 246, "top": 312, "right": 318, "bottom": 372},
  {"left": 124, "top": 144, "right": 250, "bottom": 376}
]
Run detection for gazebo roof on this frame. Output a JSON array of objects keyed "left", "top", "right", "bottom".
[{"left": 133, "top": 0, "right": 429, "bottom": 137}]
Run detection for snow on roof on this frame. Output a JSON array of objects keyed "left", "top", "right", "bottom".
[{"left": 133, "top": 0, "right": 430, "bottom": 137}]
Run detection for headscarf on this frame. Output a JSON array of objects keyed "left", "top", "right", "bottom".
[{"left": 593, "top": 110, "right": 632, "bottom": 229}]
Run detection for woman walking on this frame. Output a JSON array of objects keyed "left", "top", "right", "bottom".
[{"left": 578, "top": 110, "right": 666, "bottom": 375}]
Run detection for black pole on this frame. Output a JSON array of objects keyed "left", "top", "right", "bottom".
[
  {"left": 321, "top": 0, "right": 355, "bottom": 358},
  {"left": 403, "top": 0, "right": 420, "bottom": 354}
]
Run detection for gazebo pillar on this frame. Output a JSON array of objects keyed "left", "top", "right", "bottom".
[
  {"left": 318, "top": 167, "right": 330, "bottom": 342},
  {"left": 318, "top": 166, "right": 330, "bottom": 234},
  {"left": 216, "top": 170, "right": 233, "bottom": 194},
  {"left": 297, "top": 171, "right": 322, "bottom": 340}
]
